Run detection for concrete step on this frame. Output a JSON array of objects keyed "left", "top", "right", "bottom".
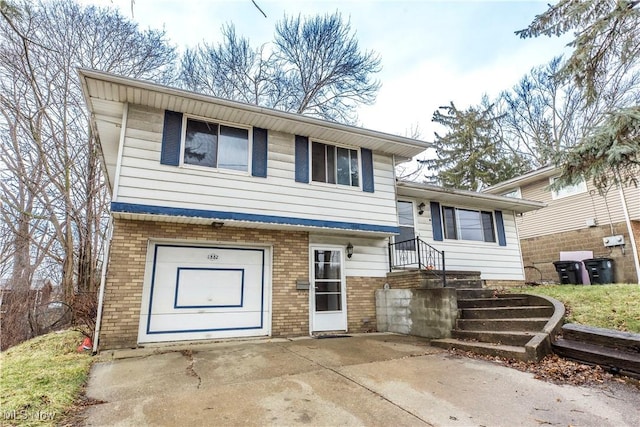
[
  {"left": 455, "top": 288, "right": 495, "bottom": 299},
  {"left": 553, "top": 338, "right": 640, "bottom": 378},
  {"left": 561, "top": 324, "right": 640, "bottom": 354},
  {"left": 445, "top": 279, "right": 484, "bottom": 289},
  {"left": 456, "top": 318, "right": 549, "bottom": 332},
  {"left": 431, "top": 338, "right": 528, "bottom": 361},
  {"left": 460, "top": 306, "right": 554, "bottom": 320},
  {"left": 452, "top": 330, "right": 536, "bottom": 346},
  {"left": 457, "top": 297, "right": 530, "bottom": 309}
]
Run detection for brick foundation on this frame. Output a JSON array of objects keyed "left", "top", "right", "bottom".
[
  {"left": 100, "top": 219, "right": 310, "bottom": 349},
  {"left": 484, "top": 280, "right": 526, "bottom": 289},
  {"left": 520, "top": 221, "right": 638, "bottom": 284},
  {"left": 99, "top": 218, "right": 386, "bottom": 349},
  {"left": 346, "top": 276, "right": 385, "bottom": 333}
]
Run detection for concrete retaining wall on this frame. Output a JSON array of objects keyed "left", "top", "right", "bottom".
[{"left": 375, "top": 288, "right": 458, "bottom": 338}]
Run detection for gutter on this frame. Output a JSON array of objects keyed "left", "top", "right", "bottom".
[{"left": 92, "top": 218, "right": 113, "bottom": 354}]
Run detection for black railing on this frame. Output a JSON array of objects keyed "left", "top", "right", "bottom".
[{"left": 388, "top": 237, "right": 446, "bottom": 287}]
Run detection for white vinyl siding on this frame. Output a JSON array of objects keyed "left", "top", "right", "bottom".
[
  {"left": 309, "top": 235, "right": 389, "bottom": 278},
  {"left": 114, "top": 105, "right": 398, "bottom": 229},
  {"left": 415, "top": 202, "right": 524, "bottom": 281},
  {"left": 517, "top": 178, "right": 640, "bottom": 239}
]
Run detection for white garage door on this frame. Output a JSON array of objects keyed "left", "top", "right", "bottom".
[{"left": 138, "top": 243, "right": 270, "bottom": 344}]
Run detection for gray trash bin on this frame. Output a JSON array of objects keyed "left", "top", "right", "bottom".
[
  {"left": 583, "top": 258, "right": 615, "bottom": 284},
  {"left": 552, "top": 260, "right": 583, "bottom": 284}
]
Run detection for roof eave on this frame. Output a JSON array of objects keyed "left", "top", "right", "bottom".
[
  {"left": 77, "top": 68, "right": 431, "bottom": 158},
  {"left": 396, "top": 181, "right": 546, "bottom": 213}
]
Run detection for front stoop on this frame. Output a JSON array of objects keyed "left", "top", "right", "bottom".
[
  {"left": 552, "top": 324, "right": 640, "bottom": 378},
  {"left": 432, "top": 291, "right": 565, "bottom": 362}
]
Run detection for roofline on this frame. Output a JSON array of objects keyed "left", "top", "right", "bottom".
[
  {"left": 77, "top": 68, "right": 432, "bottom": 152},
  {"left": 483, "top": 165, "right": 558, "bottom": 194},
  {"left": 396, "top": 181, "right": 546, "bottom": 212}
]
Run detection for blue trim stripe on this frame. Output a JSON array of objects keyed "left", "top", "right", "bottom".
[
  {"left": 174, "top": 267, "right": 245, "bottom": 309},
  {"left": 147, "top": 245, "right": 266, "bottom": 335},
  {"left": 112, "top": 202, "right": 399, "bottom": 234}
]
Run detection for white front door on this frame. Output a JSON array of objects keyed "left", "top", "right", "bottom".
[{"left": 310, "top": 247, "right": 347, "bottom": 333}]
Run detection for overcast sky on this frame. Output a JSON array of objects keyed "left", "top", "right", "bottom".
[{"left": 81, "top": 0, "right": 571, "bottom": 143}]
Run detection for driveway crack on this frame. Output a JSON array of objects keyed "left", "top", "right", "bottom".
[
  {"left": 278, "top": 344, "right": 434, "bottom": 426},
  {"left": 181, "top": 349, "right": 202, "bottom": 389}
]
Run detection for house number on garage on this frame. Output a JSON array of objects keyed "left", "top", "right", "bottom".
[{"left": 207, "top": 253, "right": 219, "bottom": 261}]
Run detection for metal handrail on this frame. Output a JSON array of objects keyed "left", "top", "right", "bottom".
[{"left": 388, "top": 237, "right": 446, "bottom": 287}]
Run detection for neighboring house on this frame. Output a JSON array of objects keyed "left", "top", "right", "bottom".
[
  {"left": 484, "top": 165, "right": 640, "bottom": 284},
  {"left": 80, "top": 69, "right": 543, "bottom": 350}
]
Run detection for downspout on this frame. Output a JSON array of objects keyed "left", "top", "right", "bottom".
[
  {"left": 618, "top": 186, "right": 640, "bottom": 284},
  {"left": 92, "top": 218, "right": 113, "bottom": 354}
]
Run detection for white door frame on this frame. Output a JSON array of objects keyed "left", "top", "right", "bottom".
[{"left": 309, "top": 245, "right": 348, "bottom": 334}]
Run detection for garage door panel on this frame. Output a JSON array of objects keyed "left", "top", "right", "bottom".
[
  {"left": 175, "top": 268, "right": 244, "bottom": 308},
  {"left": 139, "top": 243, "right": 270, "bottom": 343},
  {"left": 147, "top": 311, "right": 264, "bottom": 334}
]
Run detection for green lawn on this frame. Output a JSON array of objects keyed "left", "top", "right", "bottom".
[
  {"left": 0, "top": 330, "right": 93, "bottom": 427},
  {"left": 509, "top": 284, "right": 640, "bottom": 333}
]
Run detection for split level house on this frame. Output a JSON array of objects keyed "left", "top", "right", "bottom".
[
  {"left": 80, "top": 69, "right": 544, "bottom": 350},
  {"left": 484, "top": 166, "right": 640, "bottom": 284}
]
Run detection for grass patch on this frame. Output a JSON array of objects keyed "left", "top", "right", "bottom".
[
  {"left": 509, "top": 284, "right": 640, "bottom": 333},
  {"left": 0, "top": 330, "right": 93, "bottom": 426}
]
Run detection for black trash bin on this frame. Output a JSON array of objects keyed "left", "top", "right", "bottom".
[
  {"left": 583, "top": 258, "right": 615, "bottom": 284},
  {"left": 552, "top": 260, "right": 583, "bottom": 284}
]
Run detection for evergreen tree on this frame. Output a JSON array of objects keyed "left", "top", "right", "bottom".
[
  {"left": 422, "top": 103, "right": 529, "bottom": 191},
  {"left": 518, "top": 0, "right": 640, "bottom": 189}
]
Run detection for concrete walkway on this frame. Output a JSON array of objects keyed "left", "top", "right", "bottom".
[{"left": 82, "top": 334, "right": 639, "bottom": 426}]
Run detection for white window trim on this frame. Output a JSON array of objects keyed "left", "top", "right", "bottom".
[
  {"left": 309, "top": 139, "right": 362, "bottom": 190},
  {"left": 549, "top": 176, "right": 587, "bottom": 200},
  {"left": 179, "top": 114, "right": 253, "bottom": 175}
]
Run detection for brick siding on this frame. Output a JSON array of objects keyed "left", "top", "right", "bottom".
[
  {"left": 520, "top": 221, "right": 638, "bottom": 284},
  {"left": 100, "top": 218, "right": 310, "bottom": 349},
  {"left": 99, "top": 218, "right": 386, "bottom": 349},
  {"left": 346, "top": 276, "right": 385, "bottom": 333}
]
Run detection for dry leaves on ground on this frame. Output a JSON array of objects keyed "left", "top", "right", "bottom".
[{"left": 448, "top": 349, "right": 638, "bottom": 389}]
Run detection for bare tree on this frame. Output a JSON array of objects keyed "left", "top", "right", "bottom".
[
  {"left": 179, "top": 12, "right": 381, "bottom": 124},
  {"left": 0, "top": 0, "right": 176, "bottom": 344}
]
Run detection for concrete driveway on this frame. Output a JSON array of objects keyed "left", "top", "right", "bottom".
[{"left": 82, "top": 334, "right": 638, "bottom": 426}]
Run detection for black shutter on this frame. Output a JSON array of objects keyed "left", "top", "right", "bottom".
[
  {"left": 160, "top": 110, "right": 183, "bottom": 166},
  {"left": 294, "top": 135, "right": 309, "bottom": 183},
  {"left": 252, "top": 127, "right": 268, "bottom": 177},
  {"left": 430, "top": 201, "right": 443, "bottom": 241},
  {"left": 361, "top": 148, "right": 374, "bottom": 193},
  {"left": 495, "top": 210, "right": 507, "bottom": 246}
]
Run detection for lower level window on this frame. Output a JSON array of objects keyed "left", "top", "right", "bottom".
[
  {"left": 183, "top": 118, "right": 249, "bottom": 172},
  {"left": 443, "top": 207, "right": 496, "bottom": 243}
]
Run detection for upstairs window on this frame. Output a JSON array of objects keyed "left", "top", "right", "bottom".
[
  {"left": 501, "top": 187, "right": 522, "bottom": 199},
  {"left": 442, "top": 207, "right": 496, "bottom": 243},
  {"left": 550, "top": 177, "right": 586, "bottom": 200},
  {"left": 183, "top": 118, "right": 249, "bottom": 172},
  {"left": 311, "top": 142, "right": 359, "bottom": 187}
]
